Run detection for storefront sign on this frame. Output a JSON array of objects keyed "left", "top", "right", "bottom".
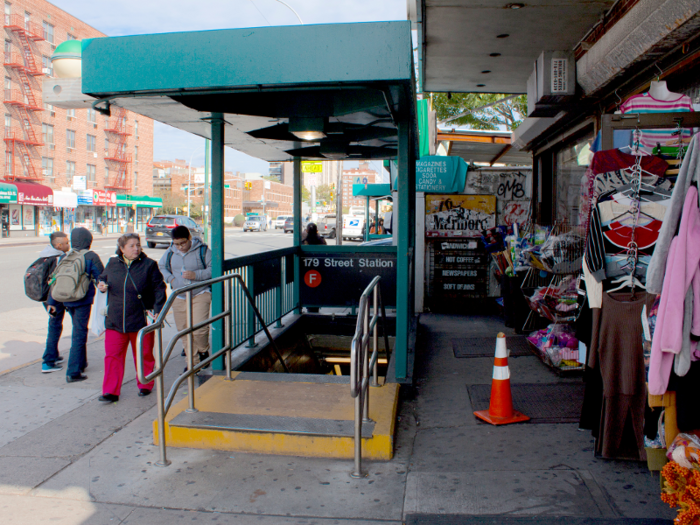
[
  {"left": 416, "top": 156, "right": 469, "bottom": 194},
  {"left": 53, "top": 190, "right": 78, "bottom": 208},
  {"left": 14, "top": 182, "right": 53, "bottom": 206},
  {"left": 300, "top": 251, "right": 397, "bottom": 307},
  {"left": 93, "top": 189, "right": 117, "bottom": 207},
  {"left": 78, "top": 191, "right": 93, "bottom": 206},
  {"left": 427, "top": 239, "right": 489, "bottom": 305},
  {"left": 73, "top": 175, "right": 87, "bottom": 191},
  {"left": 301, "top": 161, "right": 322, "bottom": 173},
  {"left": 0, "top": 182, "right": 17, "bottom": 204},
  {"left": 425, "top": 194, "right": 496, "bottom": 238}
]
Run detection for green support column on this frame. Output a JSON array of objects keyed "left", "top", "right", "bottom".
[
  {"left": 365, "top": 196, "right": 370, "bottom": 242},
  {"left": 204, "top": 139, "right": 211, "bottom": 243},
  {"left": 293, "top": 156, "right": 302, "bottom": 314},
  {"left": 210, "top": 113, "right": 225, "bottom": 370},
  {"left": 395, "top": 118, "right": 411, "bottom": 381}
]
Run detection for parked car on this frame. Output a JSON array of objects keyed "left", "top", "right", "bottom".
[
  {"left": 145, "top": 215, "right": 203, "bottom": 248},
  {"left": 275, "top": 215, "right": 290, "bottom": 229},
  {"left": 283, "top": 216, "right": 310, "bottom": 234},
  {"left": 319, "top": 214, "right": 337, "bottom": 238},
  {"left": 243, "top": 216, "right": 267, "bottom": 232}
]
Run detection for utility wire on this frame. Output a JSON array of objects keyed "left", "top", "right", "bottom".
[{"left": 248, "top": 0, "right": 272, "bottom": 25}]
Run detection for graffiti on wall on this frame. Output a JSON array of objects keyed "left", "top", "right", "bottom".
[
  {"left": 425, "top": 195, "right": 496, "bottom": 238},
  {"left": 463, "top": 170, "right": 532, "bottom": 225}
]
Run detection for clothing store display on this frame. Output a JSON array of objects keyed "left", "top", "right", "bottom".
[
  {"left": 620, "top": 92, "right": 694, "bottom": 150},
  {"left": 589, "top": 292, "right": 656, "bottom": 460}
]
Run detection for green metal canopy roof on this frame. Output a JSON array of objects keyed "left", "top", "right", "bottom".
[
  {"left": 80, "top": 22, "right": 417, "bottom": 162},
  {"left": 352, "top": 183, "right": 391, "bottom": 198}
]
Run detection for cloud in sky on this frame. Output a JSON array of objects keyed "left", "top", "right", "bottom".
[{"left": 52, "top": 0, "right": 407, "bottom": 173}]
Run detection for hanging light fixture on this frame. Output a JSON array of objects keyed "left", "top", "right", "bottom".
[{"left": 288, "top": 117, "right": 326, "bottom": 141}]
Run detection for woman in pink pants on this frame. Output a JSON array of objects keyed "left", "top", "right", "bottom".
[{"left": 97, "top": 234, "right": 167, "bottom": 402}]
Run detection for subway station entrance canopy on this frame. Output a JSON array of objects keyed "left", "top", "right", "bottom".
[
  {"left": 80, "top": 22, "right": 416, "bottom": 161},
  {"left": 78, "top": 21, "right": 418, "bottom": 381}
]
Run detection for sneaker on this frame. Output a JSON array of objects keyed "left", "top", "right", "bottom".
[
  {"left": 54, "top": 356, "right": 65, "bottom": 365},
  {"left": 66, "top": 374, "right": 88, "bottom": 383},
  {"left": 198, "top": 351, "right": 210, "bottom": 369},
  {"left": 98, "top": 394, "right": 119, "bottom": 403},
  {"left": 138, "top": 389, "right": 152, "bottom": 397},
  {"left": 41, "top": 363, "right": 62, "bottom": 373}
]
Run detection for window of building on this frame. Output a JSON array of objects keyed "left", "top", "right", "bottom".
[
  {"left": 134, "top": 145, "right": 138, "bottom": 162},
  {"left": 67, "top": 32, "right": 75, "bottom": 41},
  {"left": 44, "top": 102, "right": 54, "bottom": 116},
  {"left": 41, "top": 55, "right": 51, "bottom": 76},
  {"left": 104, "top": 137, "right": 109, "bottom": 152},
  {"left": 86, "top": 134, "right": 96, "bottom": 152},
  {"left": 42, "top": 157, "right": 53, "bottom": 180},
  {"left": 66, "top": 108, "right": 75, "bottom": 120},
  {"left": 42, "top": 21, "right": 53, "bottom": 44},
  {"left": 87, "top": 164, "right": 96, "bottom": 182},
  {"left": 87, "top": 108, "right": 96, "bottom": 123},
  {"left": 134, "top": 171, "right": 138, "bottom": 191},
  {"left": 23, "top": 11, "right": 28, "bottom": 29},
  {"left": 104, "top": 166, "right": 109, "bottom": 182},
  {"left": 554, "top": 128, "right": 595, "bottom": 225},
  {"left": 66, "top": 160, "right": 75, "bottom": 184},
  {"left": 4, "top": 39, "right": 10, "bottom": 54},
  {"left": 4, "top": 3, "right": 10, "bottom": 22},
  {"left": 66, "top": 129, "right": 75, "bottom": 149},
  {"left": 4, "top": 76, "right": 9, "bottom": 91},
  {"left": 134, "top": 120, "right": 139, "bottom": 138},
  {"left": 42, "top": 123, "right": 53, "bottom": 145}
]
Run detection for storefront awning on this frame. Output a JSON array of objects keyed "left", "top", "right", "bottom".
[
  {"left": 0, "top": 182, "right": 17, "bottom": 204},
  {"left": 12, "top": 182, "right": 53, "bottom": 206},
  {"left": 116, "top": 195, "right": 163, "bottom": 208},
  {"left": 353, "top": 183, "right": 392, "bottom": 198},
  {"left": 53, "top": 190, "right": 78, "bottom": 208}
]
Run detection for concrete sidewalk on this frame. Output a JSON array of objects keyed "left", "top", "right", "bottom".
[
  {"left": 0, "top": 313, "right": 675, "bottom": 524},
  {"left": 0, "top": 232, "right": 123, "bottom": 248}
]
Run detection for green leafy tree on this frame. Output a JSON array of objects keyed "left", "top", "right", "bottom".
[
  {"left": 431, "top": 93, "right": 527, "bottom": 130},
  {"left": 315, "top": 184, "right": 332, "bottom": 204},
  {"left": 301, "top": 185, "right": 310, "bottom": 204}
]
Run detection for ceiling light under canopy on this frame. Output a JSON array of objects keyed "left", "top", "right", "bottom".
[{"left": 288, "top": 117, "right": 326, "bottom": 141}]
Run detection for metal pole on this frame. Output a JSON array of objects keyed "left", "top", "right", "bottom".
[
  {"left": 276, "top": 256, "right": 284, "bottom": 328},
  {"left": 351, "top": 390, "right": 363, "bottom": 478},
  {"left": 210, "top": 114, "right": 225, "bottom": 370},
  {"left": 372, "top": 286, "right": 378, "bottom": 387},
  {"left": 225, "top": 279, "right": 232, "bottom": 381},
  {"left": 204, "top": 138, "right": 210, "bottom": 244},
  {"left": 185, "top": 290, "right": 197, "bottom": 413},
  {"left": 362, "top": 301, "right": 371, "bottom": 423},
  {"left": 246, "top": 264, "right": 256, "bottom": 347},
  {"left": 293, "top": 155, "right": 302, "bottom": 313},
  {"left": 336, "top": 160, "right": 343, "bottom": 245},
  {"left": 154, "top": 328, "right": 171, "bottom": 467}
]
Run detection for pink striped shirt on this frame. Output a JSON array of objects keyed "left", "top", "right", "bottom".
[{"left": 620, "top": 92, "right": 694, "bottom": 149}]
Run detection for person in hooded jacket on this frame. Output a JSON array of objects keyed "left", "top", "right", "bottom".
[
  {"left": 47, "top": 227, "right": 104, "bottom": 383},
  {"left": 97, "top": 233, "right": 166, "bottom": 403},
  {"left": 158, "top": 226, "right": 212, "bottom": 373}
]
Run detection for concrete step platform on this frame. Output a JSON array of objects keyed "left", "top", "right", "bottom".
[{"left": 156, "top": 372, "right": 399, "bottom": 459}]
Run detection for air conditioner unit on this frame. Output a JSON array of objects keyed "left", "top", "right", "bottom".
[
  {"left": 93, "top": 123, "right": 97, "bottom": 129},
  {"left": 527, "top": 51, "right": 576, "bottom": 118},
  {"left": 93, "top": 152, "right": 97, "bottom": 158}
]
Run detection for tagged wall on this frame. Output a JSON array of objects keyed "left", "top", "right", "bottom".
[{"left": 462, "top": 169, "right": 532, "bottom": 226}]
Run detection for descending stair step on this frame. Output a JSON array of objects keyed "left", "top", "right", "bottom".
[
  {"left": 234, "top": 372, "right": 350, "bottom": 384},
  {"left": 170, "top": 411, "right": 375, "bottom": 438}
]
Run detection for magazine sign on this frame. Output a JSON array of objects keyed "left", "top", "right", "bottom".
[{"left": 425, "top": 194, "right": 496, "bottom": 238}]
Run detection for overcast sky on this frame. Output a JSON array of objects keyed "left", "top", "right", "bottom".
[{"left": 51, "top": 0, "right": 407, "bottom": 174}]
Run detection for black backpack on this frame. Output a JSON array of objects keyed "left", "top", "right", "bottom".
[
  {"left": 24, "top": 256, "right": 59, "bottom": 302},
  {"left": 165, "top": 244, "right": 207, "bottom": 274}
]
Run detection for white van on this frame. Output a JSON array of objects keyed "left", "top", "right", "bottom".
[{"left": 343, "top": 215, "right": 365, "bottom": 241}]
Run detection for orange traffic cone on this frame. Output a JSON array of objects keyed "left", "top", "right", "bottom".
[{"left": 474, "top": 332, "right": 530, "bottom": 426}]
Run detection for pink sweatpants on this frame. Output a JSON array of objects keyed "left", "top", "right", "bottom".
[{"left": 103, "top": 329, "right": 155, "bottom": 396}]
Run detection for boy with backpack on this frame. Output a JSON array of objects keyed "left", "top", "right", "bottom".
[
  {"left": 25, "top": 232, "right": 69, "bottom": 373},
  {"left": 46, "top": 227, "right": 104, "bottom": 383},
  {"left": 158, "top": 226, "right": 212, "bottom": 373}
]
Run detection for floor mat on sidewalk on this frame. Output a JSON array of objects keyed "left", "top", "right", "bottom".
[
  {"left": 453, "top": 336, "right": 531, "bottom": 358},
  {"left": 405, "top": 516, "right": 672, "bottom": 525},
  {"left": 467, "top": 382, "right": 585, "bottom": 424}
]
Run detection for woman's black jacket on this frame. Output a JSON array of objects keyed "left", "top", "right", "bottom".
[{"left": 98, "top": 253, "right": 167, "bottom": 334}]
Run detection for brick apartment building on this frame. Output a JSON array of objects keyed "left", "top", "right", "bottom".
[
  {"left": 243, "top": 178, "right": 293, "bottom": 220},
  {"left": 342, "top": 161, "right": 378, "bottom": 208},
  {"left": 0, "top": 0, "right": 155, "bottom": 238}
]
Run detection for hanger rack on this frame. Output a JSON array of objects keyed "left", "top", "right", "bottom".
[{"left": 601, "top": 112, "right": 700, "bottom": 151}]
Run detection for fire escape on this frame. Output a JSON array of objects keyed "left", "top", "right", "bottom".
[
  {"left": 104, "top": 107, "right": 132, "bottom": 191},
  {"left": 3, "top": 14, "right": 44, "bottom": 181}
]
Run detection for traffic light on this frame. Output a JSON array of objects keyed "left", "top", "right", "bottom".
[
  {"left": 330, "top": 190, "right": 334, "bottom": 200},
  {"left": 244, "top": 181, "right": 252, "bottom": 190}
]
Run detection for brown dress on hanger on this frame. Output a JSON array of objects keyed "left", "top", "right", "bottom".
[{"left": 588, "top": 291, "right": 656, "bottom": 461}]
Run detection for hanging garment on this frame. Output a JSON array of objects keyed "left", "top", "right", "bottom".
[
  {"left": 648, "top": 186, "right": 700, "bottom": 395},
  {"left": 578, "top": 150, "right": 668, "bottom": 231},
  {"left": 585, "top": 200, "right": 668, "bottom": 282},
  {"left": 648, "top": 135, "right": 700, "bottom": 293},
  {"left": 589, "top": 291, "right": 655, "bottom": 461},
  {"left": 620, "top": 92, "right": 694, "bottom": 150}
]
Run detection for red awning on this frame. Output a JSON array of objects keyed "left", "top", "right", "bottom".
[{"left": 11, "top": 181, "right": 54, "bottom": 206}]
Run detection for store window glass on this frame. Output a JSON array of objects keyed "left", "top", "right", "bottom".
[{"left": 554, "top": 128, "right": 594, "bottom": 225}]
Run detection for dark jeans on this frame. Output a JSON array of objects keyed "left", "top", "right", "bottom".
[
  {"left": 65, "top": 304, "right": 91, "bottom": 378},
  {"left": 42, "top": 303, "right": 65, "bottom": 366}
]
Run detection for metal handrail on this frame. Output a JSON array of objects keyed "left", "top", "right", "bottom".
[
  {"left": 136, "top": 272, "right": 289, "bottom": 467},
  {"left": 349, "top": 275, "right": 391, "bottom": 478}
]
